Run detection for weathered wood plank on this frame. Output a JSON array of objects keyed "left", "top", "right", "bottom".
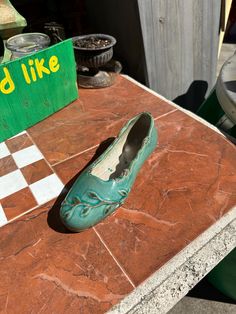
[{"left": 138, "top": 0, "right": 221, "bottom": 106}]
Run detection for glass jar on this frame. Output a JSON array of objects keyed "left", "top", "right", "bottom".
[{"left": 6, "top": 32, "right": 50, "bottom": 60}]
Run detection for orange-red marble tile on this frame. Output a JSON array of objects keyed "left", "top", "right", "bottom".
[
  {"left": 0, "top": 155, "right": 17, "bottom": 176},
  {"left": 6, "top": 133, "right": 33, "bottom": 153},
  {"left": 28, "top": 76, "right": 174, "bottom": 165},
  {"left": 92, "top": 111, "right": 236, "bottom": 286},
  {"left": 47, "top": 109, "right": 236, "bottom": 287},
  {"left": 0, "top": 203, "right": 133, "bottom": 313},
  {"left": 1, "top": 187, "right": 37, "bottom": 220},
  {"left": 53, "top": 138, "right": 113, "bottom": 184},
  {"left": 21, "top": 159, "right": 53, "bottom": 185},
  {"left": 78, "top": 76, "right": 173, "bottom": 118},
  {"left": 53, "top": 150, "right": 94, "bottom": 184},
  {"left": 1, "top": 74, "right": 236, "bottom": 312}
]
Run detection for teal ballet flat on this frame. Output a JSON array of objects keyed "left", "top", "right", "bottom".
[{"left": 60, "top": 112, "right": 157, "bottom": 232}]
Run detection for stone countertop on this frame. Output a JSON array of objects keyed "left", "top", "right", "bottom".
[{"left": 0, "top": 75, "right": 236, "bottom": 313}]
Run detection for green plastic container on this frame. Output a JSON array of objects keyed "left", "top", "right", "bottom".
[{"left": 207, "top": 248, "right": 236, "bottom": 301}]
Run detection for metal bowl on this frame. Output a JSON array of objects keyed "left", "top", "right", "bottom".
[{"left": 72, "top": 34, "right": 116, "bottom": 68}]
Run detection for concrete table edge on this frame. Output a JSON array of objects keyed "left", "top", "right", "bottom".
[{"left": 107, "top": 206, "right": 236, "bottom": 314}]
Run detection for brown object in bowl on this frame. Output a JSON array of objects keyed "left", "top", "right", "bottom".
[
  {"left": 72, "top": 34, "right": 116, "bottom": 68},
  {"left": 74, "top": 36, "right": 112, "bottom": 49}
]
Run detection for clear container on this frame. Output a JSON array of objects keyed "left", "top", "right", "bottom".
[{"left": 6, "top": 32, "right": 50, "bottom": 60}]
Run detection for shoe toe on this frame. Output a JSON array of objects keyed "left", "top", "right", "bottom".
[{"left": 60, "top": 200, "right": 120, "bottom": 232}]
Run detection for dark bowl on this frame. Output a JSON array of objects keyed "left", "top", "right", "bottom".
[{"left": 72, "top": 34, "right": 116, "bottom": 68}]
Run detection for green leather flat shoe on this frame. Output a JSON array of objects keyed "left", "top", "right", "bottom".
[{"left": 60, "top": 112, "right": 157, "bottom": 232}]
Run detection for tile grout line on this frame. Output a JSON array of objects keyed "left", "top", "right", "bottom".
[
  {"left": 154, "top": 109, "right": 178, "bottom": 121},
  {"left": 52, "top": 144, "right": 99, "bottom": 167},
  {"left": 51, "top": 109, "right": 175, "bottom": 168},
  {"left": 93, "top": 227, "right": 136, "bottom": 289},
  {"left": 4, "top": 202, "right": 46, "bottom": 225},
  {"left": 25, "top": 132, "right": 65, "bottom": 184},
  {"left": 124, "top": 75, "right": 236, "bottom": 151},
  {"left": 108, "top": 209, "right": 236, "bottom": 314},
  {"left": 123, "top": 76, "right": 225, "bottom": 132},
  {"left": 35, "top": 110, "right": 178, "bottom": 169},
  {"left": 27, "top": 109, "right": 177, "bottom": 170}
]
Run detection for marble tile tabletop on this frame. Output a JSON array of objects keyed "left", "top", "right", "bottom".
[{"left": 0, "top": 75, "right": 236, "bottom": 314}]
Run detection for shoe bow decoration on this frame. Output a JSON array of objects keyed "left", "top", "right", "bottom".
[{"left": 60, "top": 112, "right": 157, "bottom": 232}]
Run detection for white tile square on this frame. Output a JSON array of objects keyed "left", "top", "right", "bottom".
[
  {"left": 30, "top": 174, "right": 64, "bottom": 204},
  {"left": 0, "top": 204, "right": 7, "bottom": 227},
  {"left": 0, "top": 169, "right": 28, "bottom": 199},
  {"left": 0, "top": 142, "right": 10, "bottom": 159},
  {"left": 12, "top": 145, "right": 44, "bottom": 168}
]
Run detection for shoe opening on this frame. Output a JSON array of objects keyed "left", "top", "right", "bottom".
[{"left": 91, "top": 113, "right": 151, "bottom": 181}]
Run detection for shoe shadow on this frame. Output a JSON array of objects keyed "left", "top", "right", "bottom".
[{"left": 47, "top": 137, "right": 115, "bottom": 233}]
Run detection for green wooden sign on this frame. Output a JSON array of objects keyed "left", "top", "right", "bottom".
[{"left": 0, "top": 39, "right": 78, "bottom": 142}]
